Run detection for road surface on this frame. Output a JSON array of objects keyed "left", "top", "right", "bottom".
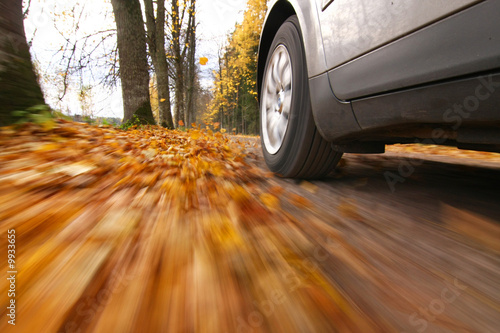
[
  {"left": 1, "top": 124, "right": 499, "bottom": 333},
  {"left": 240, "top": 137, "right": 500, "bottom": 333}
]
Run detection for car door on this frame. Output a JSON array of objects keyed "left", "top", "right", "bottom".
[{"left": 317, "top": 0, "right": 482, "bottom": 99}]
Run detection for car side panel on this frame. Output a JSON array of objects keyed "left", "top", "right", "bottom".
[
  {"left": 259, "top": 0, "right": 361, "bottom": 143},
  {"left": 258, "top": 0, "right": 327, "bottom": 95},
  {"left": 319, "top": 0, "right": 482, "bottom": 70},
  {"left": 330, "top": 0, "right": 500, "bottom": 100},
  {"left": 283, "top": 0, "right": 328, "bottom": 77}
]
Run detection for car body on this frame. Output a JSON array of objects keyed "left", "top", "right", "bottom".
[{"left": 257, "top": 0, "right": 500, "bottom": 178}]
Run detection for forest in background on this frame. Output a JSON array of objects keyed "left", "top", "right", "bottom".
[
  {"left": 0, "top": 0, "right": 267, "bottom": 134},
  {"left": 206, "top": 0, "right": 267, "bottom": 134}
]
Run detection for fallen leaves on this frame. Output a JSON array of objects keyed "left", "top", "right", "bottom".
[
  {"left": 0, "top": 120, "right": 363, "bottom": 333},
  {"left": 386, "top": 144, "right": 500, "bottom": 162},
  {"left": 1, "top": 121, "right": 499, "bottom": 332},
  {"left": 299, "top": 180, "right": 318, "bottom": 194},
  {"left": 259, "top": 193, "right": 280, "bottom": 210}
]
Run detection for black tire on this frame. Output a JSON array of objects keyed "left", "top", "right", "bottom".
[{"left": 260, "top": 15, "right": 342, "bottom": 179}]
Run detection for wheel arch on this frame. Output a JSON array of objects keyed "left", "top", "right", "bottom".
[
  {"left": 258, "top": 1, "right": 362, "bottom": 144},
  {"left": 257, "top": 1, "right": 296, "bottom": 101}
]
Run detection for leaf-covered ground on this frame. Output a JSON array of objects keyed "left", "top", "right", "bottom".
[
  {"left": 386, "top": 143, "right": 500, "bottom": 165},
  {"left": 0, "top": 120, "right": 358, "bottom": 332},
  {"left": 1, "top": 120, "right": 499, "bottom": 333}
]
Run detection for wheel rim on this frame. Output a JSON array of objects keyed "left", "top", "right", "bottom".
[{"left": 261, "top": 44, "right": 293, "bottom": 155}]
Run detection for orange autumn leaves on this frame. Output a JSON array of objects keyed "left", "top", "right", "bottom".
[
  {"left": 386, "top": 143, "right": 500, "bottom": 162},
  {"left": 0, "top": 119, "right": 308, "bottom": 229},
  {"left": 0, "top": 120, "right": 348, "bottom": 333}
]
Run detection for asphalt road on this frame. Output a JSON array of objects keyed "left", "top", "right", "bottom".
[{"left": 242, "top": 137, "right": 500, "bottom": 333}]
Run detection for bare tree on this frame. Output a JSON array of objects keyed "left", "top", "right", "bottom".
[
  {"left": 144, "top": 0, "right": 174, "bottom": 128},
  {"left": 169, "top": 0, "right": 198, "bottom": 127},
  {"left": 185, "top": 0, "right": 196, "bottom": 127},
  {"left": 0, "top": 0, "right": 46, "bottom": 125},
  {"left": 170, "top": 0, "right": 185, "bottom": 126},
  {"left": 111, "top": 0, "right": 155, "bottom": 124}
]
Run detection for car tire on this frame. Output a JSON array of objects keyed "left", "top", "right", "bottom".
[{"left": 260, "top": 15, "right": 342, "bottom": 179}]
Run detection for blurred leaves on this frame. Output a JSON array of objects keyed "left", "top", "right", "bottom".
[
  {"left": 3, "top": 122, "right": 497, "bottom": 332},
  {"left": 0, "top": 120, "right": 358, "bottom": 332},
  {"left": 442, "top": 203, "right": 500, "bottom": 253},
  {"left": 387, "top": 144, "right": 500, "bottom": 162}
]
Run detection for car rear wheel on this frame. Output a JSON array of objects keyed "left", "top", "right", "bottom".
[{"left": 260, "top": 15, "right": 342, "bottom": 179}]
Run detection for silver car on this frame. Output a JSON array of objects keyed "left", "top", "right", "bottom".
[{"left": 258, "top": 0, "right": 500, "bottom": 178}]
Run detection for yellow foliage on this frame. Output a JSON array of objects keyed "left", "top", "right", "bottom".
[
  {"left": 260, "top": 193, "right": 280, "bottom": 210},
  {"left": 205, "top": 0, "right": 267, "bottom": 128}
]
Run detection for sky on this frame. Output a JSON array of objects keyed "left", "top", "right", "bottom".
[
  {"left": 196, "top": 0, "right": 247, "bottom": 86},
  {"left": 24, "top": 0, "right": 249, "bottom": 119}
]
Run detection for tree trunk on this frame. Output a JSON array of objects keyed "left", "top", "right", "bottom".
[
  {"left": 218, "top": 50, "right": 224, "bottom": 128},
  {"left": 144, "top": 0, "right": 173, "bottom": 129},
  {"left": 171, "top": 0, "right": 185, "bottom": 127},
  {"left": 156, "top": 59, "right": 173, "bottom": 128},
  {"left": 111, "top": 0, "right": 155, "bottom": 125},
  {"left": 0, "top": 0, "right": 45, "bottom": 126},
  {"left": 185, "top": 0, "right": 196, "bottom": 127}
]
